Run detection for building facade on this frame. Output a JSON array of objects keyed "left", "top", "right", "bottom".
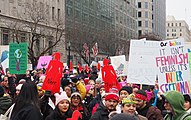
[
  {"left": 137, "top": 0, "right": 166, "bottom": 40},
  {"left": 166, "top": 16, "right": 190, "bottom": 42}
]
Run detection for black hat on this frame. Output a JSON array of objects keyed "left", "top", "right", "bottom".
[
  {"left": 184, "top": 94, "right": 191, "bottom": 103},
  {"left": 119, "top": 86, "right": 133, "bottom": 95},
  {"left": 0, "top": 85, "right": 5, "bottom": 97},
  {"left": 111, "top": 113, "right": 138, "bottom": 120}
]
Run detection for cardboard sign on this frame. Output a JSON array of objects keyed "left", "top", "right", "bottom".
[
  {"left": 37, "top": 56, "right": 52, "bottom": 69},
  {"left": 128, "top": 40, "right": 159, "bottom": 85},
  {"left": 9, "top": 43, "right": 28, "bottom": 74},
  {"left": 157, "top": 38, "right": 191, "bottom": 94},
  {"left": 42, "top": 52, "right": 63, "bottom": 93}
]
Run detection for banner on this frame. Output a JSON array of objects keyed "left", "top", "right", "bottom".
[
  {"left": 0, "top": 45, "right": 9, "bottom": 74},
  {"left": 9, "top": 43, "right": 28, "bottom": 74},
  {"left": 157, "top": 39, "right": 191, "bottom": 94},
  {"left": 110, "top": 55, "right": 127, "bottom": 76},
  {"left": 92, "top": 42, "right": 98, "bottom": 57},
  {"left": 37, "top": 56, "right": 52, "bottom": 69},
  {"left": 128, "top": 40, "right": 160, "bottom": 85}
]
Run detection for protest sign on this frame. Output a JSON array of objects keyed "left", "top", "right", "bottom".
[
  {"left": 157, "top": 38, "right": 191, "bottom": 94},
  {"left": 0, "top": 45, "right": 9, "bottom": 74},
  {"left": 110, "top": 55, "right": 127, "bottom": 76},
  {"left": 128, "top": 40, "right": 159, "bottom": 85},
  {"left": 9, "top": 43, "right": 28, "bottom": 74},
  {"left": 37, "top": 56, "right": 52, "bottom": 69}
]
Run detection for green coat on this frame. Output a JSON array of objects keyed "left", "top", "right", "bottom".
[
  {"left": 164, "top": 91, "right": 191, "bottom": 120},
  {"left": 0, "top": 96, "right": 12, "bottom": 114}
]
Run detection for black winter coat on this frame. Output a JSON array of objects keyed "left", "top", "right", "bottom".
[{"left": 90, "top": 102, "right": 109, "bottom": 120}]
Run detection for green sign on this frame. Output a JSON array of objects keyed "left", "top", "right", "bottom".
[{"left": 9, "top": 43, "right": 28, "bottom": 74}]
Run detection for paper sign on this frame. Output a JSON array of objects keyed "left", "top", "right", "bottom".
[
  {"left": 157, "top": 38, "right": 191, "bottom": 94},
  {"left": 128, "top": 40, "right": 160, "bottom": 85},
  {"left": 37, "top": 56, "right": 52, "bottom": 69},
  {"left": 0, "top": 45, "right": 9, "bottom": 74},
  {"left": 110, "top": 55, "right": 127, "bottom": 76}
]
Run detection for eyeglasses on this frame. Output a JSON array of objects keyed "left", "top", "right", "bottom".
[{"left": 72, "top": 96, "right": 80, "bottom": 100}]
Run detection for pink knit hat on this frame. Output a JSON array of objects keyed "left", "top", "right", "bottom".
[
  {"left": 85, "top": 85, "right": 94, "bottom": 93},
  {"left": 54, "top": 91, "right": 70, "bottom": 106}
]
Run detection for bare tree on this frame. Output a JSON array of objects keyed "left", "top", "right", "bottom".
[{"left": 138, "top": 32, "right": 162, "bottom": 41}]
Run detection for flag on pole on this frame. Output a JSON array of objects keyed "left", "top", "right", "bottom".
[
  {"left": 83, "top": 43, "right": 89, "bottom": 58},
  {"left": 92, "top": 42, "right": 98, "bottom": 57},
  {"left": 69, "top": 61, "right": 73, "bottom": 72},
  {"left": 78, "top": 63, "right": 83, "bottom": 73}
]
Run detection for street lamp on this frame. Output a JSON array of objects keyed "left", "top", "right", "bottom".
[{"left": 67, "top": 41, "right": 71, "bottom": 70}]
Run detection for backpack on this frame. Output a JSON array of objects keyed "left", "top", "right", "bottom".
[{"left": 180, "top": 113, "right": 191, "bottom": 120}]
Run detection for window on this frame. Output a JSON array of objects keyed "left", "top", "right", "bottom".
[
  {"left": 138, "top": 12, "right": 141, "bottom": 17},
  {"left": 180, "top": 29, "right": 182, "bottom": 32},
  {"left": 180, "top": 33, "right": 182, "bottom": 36},
  {"left": 167, "top": 34, "right": 169, "bottom": 36},
  {"left": 145, "top": 21, "right": 148, "bottom": 27},
  {"left": 36, "top": 39, "right": 40, "bottom": 53},
  {"left": 167, "top": 29, "right": 169, "bottom": 32},
  {"left": 145, "top": 11, "right": 148, "bottom": 18},
  {"left": 145, "top": 2, "right": 148, "bottom": 9},
  {"left": 20, "top": 33, "right": 26, "bottom": 42},
  {"left": 52, "top": 7, "right": 55, "bottom": 20},
  {"left": 58, "top": 9, "right": 60, "bottom": 19},
  {"left": 2, "top": 30, "right": 9, "bottom": 45},
  {"left": 138, "top": 2, "right": 141, "bottom": 8},
  {"left": 176, "top": 23, "right": 177, "bottom": 26},
  {"left": 49, "top": 41, "right": 53, "bottom": 55},
  {"left": 138, "top": 21, "right": 142, "bottom": 27},
  {"left": 179, "top": 23, "right": 181, "bottom": 26},
  {"left": 66, "top": 6, "right": 72, "bottom": 16},
  {"left": 171, "top": 23, "right": 173, "bottom": 26},
  {"left": 138, "top": 30, "right": 142, "bottom": 36},
  {"left": 168, "top": 23, "right": 170, "bottom": 26}
]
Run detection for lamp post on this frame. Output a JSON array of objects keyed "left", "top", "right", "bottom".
[{"left": 67, "top": 41, "right": 71, "bottom": 69}]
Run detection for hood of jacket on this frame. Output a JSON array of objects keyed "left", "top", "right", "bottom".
[{"left": 164, "top": 91, "right": 186, "bottom": 119}]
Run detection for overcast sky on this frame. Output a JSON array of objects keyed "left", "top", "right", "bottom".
[{"left": 166, "top": 0, "right": 191, "bottom": 29}]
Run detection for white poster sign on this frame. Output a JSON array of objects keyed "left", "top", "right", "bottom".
[
  {"left": 127, "top": 40, "right": 160, "bottom": 85},
  {"left": 0, "top": 45, "right": 9, "bottom": 74}
]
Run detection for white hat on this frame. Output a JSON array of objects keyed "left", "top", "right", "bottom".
[
  {"left": 71, "top": 92, "right": 82, "bottom": 100},
  {"left": 16, "top": 84, "right": 23, "bottom": 90},
  {"left": 54, "top": 91, "right": 70, "bottom": 106}
]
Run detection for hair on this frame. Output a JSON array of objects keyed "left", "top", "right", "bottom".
[
  {"left": 11, "top": 81, "right": 40, "bottom": 117},
  {"left": 136, "top": 89, "right": 147, "bottom": 97},
  {"left": 55, "top": 101, "right": 73, "bottom": 117}
]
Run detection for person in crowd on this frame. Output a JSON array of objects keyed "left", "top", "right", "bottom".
[
  {"left": 11, "top": 81, "right": 42, "bottom": 120},
  {"left": 0, "top": 85, "right": 12, "bottom": 114},
  {"left": 45, "top": 92, "right": 73, "bottom": 120},
  {"left": 135, "top": 90, "right": 163, "bottom": 120},
  {"left": 116, "top": 86, "right": 133, "bottom": 113},
  {"left": 121, "top": 94, "right": 147, "bottom": 120},
  {"left": 84, "top": 85, "right": 95, "bottom": 108},
  {"left": 183, "top": 94, "right": 191, "bottom": 114},
  {"left": 163, "top": 91, "right": 191, "bottom": 120},
  {"left": 90, "top": 92, "right": 119, "bottom": 120},
  {"left": 37, "top": 83, "right": 45, "bottom": 98},
  {"left": 70, "top": 92, "right": 89, "bottom": 120},
  {"left": 132, "top": 84, "right": 140, "bottom": 95},
  {"left": 111, "top": 113, "right": 138, "bottom": 120},
  {"left": 1, "top": 74, "right": 16, "bottom": 98}
]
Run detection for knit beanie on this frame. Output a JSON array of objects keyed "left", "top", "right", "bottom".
[
  {"left": 55, "top": 91, "right": 70, "bottom": 106},
  {"left": 0, "top": 85, "right": 4, "bottom": 97},
  {"left": 122, "top": 94, "right": 136, "bottom": 105},
  {"left": 111, "top": 113, "right": 138, "bottom": 120},
  {"left": 85, "top": 85, "right": 94, "bottom": 93},
  {"left": 105, "top": 93, "right": 119, "bottom": 102},
  {"left": 119, "top": 86, "right": 133, "bottom": 95},
  {"left": 71, "top": 92, "right": 82, "bottom": 100}
]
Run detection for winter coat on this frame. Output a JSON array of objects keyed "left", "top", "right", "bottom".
[
  {"left": 76, "top": 81, "right": 86, "bottom": 100},
  {"left": 0, "top": 96, "right": 12, "bottom": 114},
  {"left": 10, "top": 104, "right": 42, "bottom": 120},
  {"left": 90, "top": 102, "right": 110, "bottom": 120},
  {"left": 71, "top": 104, "right": 89, "bottom": 120},
  {"left": 163, "top": 91, "right": 191, "bottom": 120},
  {"left": 45, "top": 107, "right": 73, "bottom": 120},
  {"left": 137, "top": 103, "right": 163, "bottom": 120}
]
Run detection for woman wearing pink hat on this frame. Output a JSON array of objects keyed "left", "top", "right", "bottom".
[{"left": 45, "top": 92, "right": 73, "bottom": 120}]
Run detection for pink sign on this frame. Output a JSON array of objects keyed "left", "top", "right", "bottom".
[{"left": 37, "top": 56, "right": 52, "bottom": 69}]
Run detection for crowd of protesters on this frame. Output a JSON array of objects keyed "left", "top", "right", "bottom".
[{"left": 1, "top": 58, "right": 191, "bottom": 120}]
